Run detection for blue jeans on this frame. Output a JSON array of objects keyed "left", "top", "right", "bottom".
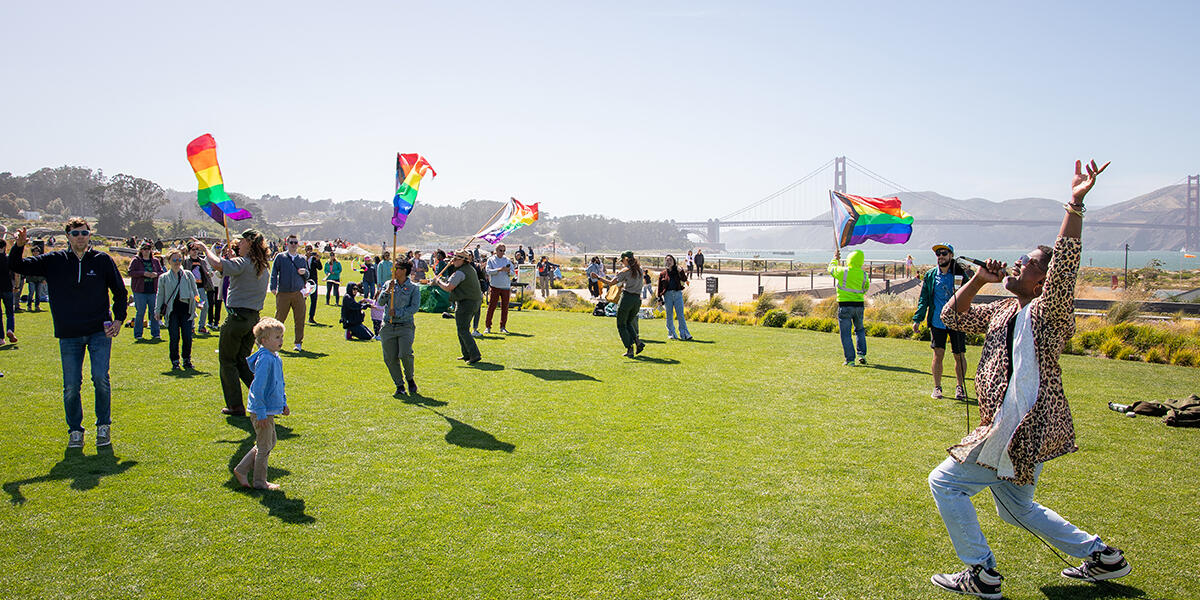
[
  {"left": 59, "top": 331, "right": 113, "bottom": 433},
  {"left": 1, "top": 291, "right": 13, "bottom": 333},
  {"left": 928, "top": 457, "right": 1104, "bottom": 569},
  {"left": 836, "top": 305, "right": 866, "bottom": 362},
  {"left": 362, "top": 281, "right": 376, "bottom": 299},
  {"left": 663, "top": 290, "right": 690, "bottom": 339},
  {"left": 27, "top": 281, "right": 48, "bottom": 308},
  {"left": 132, "top": 291, "right": 160, "bottom": 338}
]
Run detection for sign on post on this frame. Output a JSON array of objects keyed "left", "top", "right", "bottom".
[{"left": 705, "top": 276, "right": 719, "bottom": 296}]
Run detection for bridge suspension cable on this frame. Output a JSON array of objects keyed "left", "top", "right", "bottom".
[
  {"left": 844, "top": 157, "right": 987, "bottom": 219},
  {"left": 719, "top": 158, "right": 835, "bottom": 221}
]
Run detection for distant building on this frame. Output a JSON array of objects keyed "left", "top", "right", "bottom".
[{"left": 19, "top": 210, "right": 42, "bottom": 221}]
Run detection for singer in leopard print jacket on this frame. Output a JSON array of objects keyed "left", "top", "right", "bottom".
[{"left": 938, "top": 235, "right": 1081, "bottom": 486}]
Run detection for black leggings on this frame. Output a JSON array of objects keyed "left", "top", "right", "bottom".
[
  {"left": 326, "top": 281, "right": 340, "bottom": 304},
  {"left": 206, "top": 289, "right": 221, "bottom": 327}
]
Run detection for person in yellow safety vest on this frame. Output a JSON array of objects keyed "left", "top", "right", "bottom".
[{"left": 828, "top": 248, "right": 869, "bottom": 365}]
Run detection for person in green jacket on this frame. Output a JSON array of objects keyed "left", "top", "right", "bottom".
[
  {"left": 434, "top": 250, "right": 483, "bottom": 363},
  {"left": 828, "top": 248, "right": 868, "bottom": 365},
  {"left": 324, "top": 254, "right": 342, "bottom": 305}
]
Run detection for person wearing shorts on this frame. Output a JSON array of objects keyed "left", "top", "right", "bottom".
[{"left": 912, "top": 243, "right": 972, "bottom": 400}]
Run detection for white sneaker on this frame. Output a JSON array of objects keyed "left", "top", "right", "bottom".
[
  {"left": 67, "top": 430, "right": 84, "bottom": 448},
  {"left": 293, "top": 343, "right": 302, "bottom": 352},
  {"left": 485, "top": 328, "right": 492, "bottom": 334},
  {"left": 472, "top": 330, "right": 482, "bottom": 338},
  {"left": 500, "top": 328, "right": 509, "bottom": 334},
  {"left": 372, "top": 335, "right": 381, "bottom": 341},
  {"left": 96, "top": 424, "right": 111, "bottom": 447}
]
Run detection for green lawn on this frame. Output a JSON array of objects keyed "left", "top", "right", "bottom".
[{"left": 1, "top": 303, "right": 1197, "bottom": 599}]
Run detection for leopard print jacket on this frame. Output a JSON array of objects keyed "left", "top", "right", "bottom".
[{"left": 939, "top": 236, "right": 1081, "bottom": 485}]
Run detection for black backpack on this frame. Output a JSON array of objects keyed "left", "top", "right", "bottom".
[{"left": 592, "top": 301, "right": 608, "bottom": 316}]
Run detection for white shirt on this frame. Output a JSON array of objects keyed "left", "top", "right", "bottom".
[{"left": 976, "top": 303, "right": 1040, "bottom": 478}]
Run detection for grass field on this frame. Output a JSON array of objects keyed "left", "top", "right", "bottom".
[{"left": 1, "top": 302, "right": 1197, "bottom": 599}]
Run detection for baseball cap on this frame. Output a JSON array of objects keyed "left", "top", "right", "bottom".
[{"left": 931, "top": 243, "right": 954, "bottom": 255}]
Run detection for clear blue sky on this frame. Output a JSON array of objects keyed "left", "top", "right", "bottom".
[{"left": 2, "top": 1, "right": 1196, "bottom": 220}]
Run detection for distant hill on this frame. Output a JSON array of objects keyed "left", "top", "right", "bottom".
[{"left": 721, "top": 185, "right": 1193, "bottom": 251}]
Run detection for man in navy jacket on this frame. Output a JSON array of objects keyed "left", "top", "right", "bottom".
[
  {"left": 269, "top": 234, "right": 309, "bottom": 351},
  {"left": 9, "top": 220, "right": 128, "bottom": 449}
]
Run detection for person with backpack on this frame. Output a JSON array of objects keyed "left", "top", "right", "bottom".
[{"left": 912, "top": 243, "right": 973, "bottom": 400}]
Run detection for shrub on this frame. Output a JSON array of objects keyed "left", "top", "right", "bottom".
[
  {"left": 866, "top": 323, "right": 889, "bottom": 337},
  {"left": 1098, "top": 337, "right": 1124, "bottom": 359},
  {"left": 1171, "top": 349, "right": 1198, "bottom": 367},
  {"left": 761, "top": 308, "right": 788, "bottom": 328},
  {"left": 705, "top": 294, "right": 726, "bottom": 311},
  {"left": 546, "top": 293, "right": 580, "bottom": 310},
  {"left": 784, "top": 294, "right": 813, "bottom": 316},
  {"left": 784, "top": 316, "right": 804, "bottom": 329},
  {"left": 865, "top": 293, "right": 916, "bottom": 325},
  {"left": 813, "top": 296, "right": 839, "bottom": 319},
  {"left": 1062, "top": 337, "right": 1085, "bottom": 355},
  {"left": 733, "top": 303, "right": 754, "bottom": 317},
  {"left": 753, "top": 292, "right": 777, "bottom": 318},
  {"left": 1143, "top": 346, "right": 1169, "bottom": 364},
  {"left": 887, "top": 325, "right": 910, "bottom": 339},
  {"left": 1076, "top": 330, "right": 1108, "bottom": 350},
  {"left": 1115, "top": 346, "right": 1139, "bottom": 361},
  {"left": 1106, "top": 299, "right": 1142, "bottom": 324}
]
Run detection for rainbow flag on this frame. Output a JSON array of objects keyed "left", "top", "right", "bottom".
[
  {"left": 393, "top": 153, "right": 437, "bottom": 229},
  {"left": 477, "top": 197, "right": 540, "bottom": 244},
  {"left": 830, "top": 190, "right": 913, "bottom": 247},
  {"left": 185, "top": 134, "right": 252, "bottom": 226}
]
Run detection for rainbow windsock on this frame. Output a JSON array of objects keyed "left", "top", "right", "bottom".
[
  {"left": 830, "top": 190, "right": 913, "bottom": 247},
  {"left": 393, "top": 153, "right": 437, "bottom": 229},
  {"left": 186, "top": 134, "right": 252, "bottom": 226},
  {"left": 477, "top": 197, "right": 540, "bottom": 244}
]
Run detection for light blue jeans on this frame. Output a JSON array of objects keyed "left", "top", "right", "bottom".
[
  {"left": 928, "top": 457, "right": 1104, "bottom": 569},
  {"left": 836, "top": 305, "right": 866, "bottom": 362},
  {"left": 132, "top": 291, "right": 160, "bottom": 338},
  {"left": 59, "top": 331, "right": 113, "bottom": 433},
  {"left": 663, "top": 290, "right": 690, "bottom": 339}
]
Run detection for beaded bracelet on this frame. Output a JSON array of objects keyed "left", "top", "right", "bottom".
[{"left": 1065, "top": 203, "right": 1085, "bottom": 218}]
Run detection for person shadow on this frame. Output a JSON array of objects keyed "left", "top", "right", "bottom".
[
  {"left": 408, "top": 404, "right": 515, "bottom": 453},
  {"left": 3, "top": 446, "right": 138, "bottom": 505},
  {"left": 1039, "top": 582, "right": 1148, "bottom": 600},
  {"left": 161, "top": 368, "right": 213, "bottom": 379},
  {"left": 515, "top": 368, "right": 599, "bottom": 382},
  {"left": 218, "top": 416, "right": 315, "bottom": 524}
]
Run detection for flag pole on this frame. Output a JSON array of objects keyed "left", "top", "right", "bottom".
[
  {"left": 389, "top": 225, "right": 398, "bottom": 314},
  {"left": 830, "top": 191, "right": 841, "bottom": 262},
  {"left": 223, "top": 218, "right": 232, "bottom": 250},
  {"left": 434, "top": 200, "right": 510, "bottom": 279}
]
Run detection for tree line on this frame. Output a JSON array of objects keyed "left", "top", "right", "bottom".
[{"left": 0, "top": 165, "right": 691, "bottom": 250}]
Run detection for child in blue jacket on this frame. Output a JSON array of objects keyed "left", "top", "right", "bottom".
[{"left": 233, "top": 317, "right": 290, "bottom": 490}]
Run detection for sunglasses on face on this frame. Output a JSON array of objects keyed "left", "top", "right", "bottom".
[
  {"left": 935, "top": 251, "right": 950, "bottom": 257},
  {"left": 170, "top": 258, "right": 182, "bottom": 263},
  {"left": 70, "top": 230, "right": 91, "bottom": 237},
  {"left": 1015, "top": 254, "right": 1045, "bottom": 271}
]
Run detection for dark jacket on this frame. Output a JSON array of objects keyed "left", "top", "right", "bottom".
[
  {"left": 307, "top": 255, "right": 322, "bottom": 283},
  {"left": 129, "top": 255, "right": 163, "bottom": 294},
  {"left": 270, "top": 253, "right": 309, "bottom": 293},
  {"left": 8, "top": 244, "right": 129, "bottom": 338},
  {"left": 340, "top": 295, "right": 366, "bottom": 327},
  {"left": 657, "top": 267, "right": 686, "bottom": 298},
  {"left": 447, "top": 263, "right": 483, "bottom": 303},
  {"left": 912, "top": 262, "right": 973, "bottom": 327}
]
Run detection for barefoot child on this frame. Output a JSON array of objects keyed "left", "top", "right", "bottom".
[{"left": 234, "top": 317, "right": 290, "bottom": 490}]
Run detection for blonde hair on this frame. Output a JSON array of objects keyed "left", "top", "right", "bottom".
[{"left": 253, "top": 317, "right": 285, "bottom": 342}]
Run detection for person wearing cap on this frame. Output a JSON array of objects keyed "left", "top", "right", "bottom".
[
  {"left": 434, "top": 251, "right": 483, "bottom": 363},
  {"left": 599, "top": 251, "right": 646, "bottom": 357},
  {"left": 912, "top": 243, "right": 973, "bottom": 400},
  {"left": 828, "top": 248, "right": 868, "bottom": 366},
  {"left": 195, "top": 229, "right": 271, "bottom": 416},
  {"left": 128, "top": 241, "right": 164, "bottom": 340}
]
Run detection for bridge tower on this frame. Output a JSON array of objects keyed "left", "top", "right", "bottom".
[
  {"left": 1188, "top": 175, "right": 1199, "bottom": 250},
  {"left": 834, "top": 156, "right": 847, "bottom": 194},
  {"left": 706, "top": 218, "right": 720, "bottom": 245}
]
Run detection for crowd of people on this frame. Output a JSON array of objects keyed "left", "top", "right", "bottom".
[{"left": 0, "top": 161, "right": 1134, "bottom": 597}]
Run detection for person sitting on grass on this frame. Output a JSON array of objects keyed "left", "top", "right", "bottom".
[
  {"left": 927, "top": 160, "right": 1130, "bottom": 599},
  {"left": 233, "top": 317, "right": 290, "bottom": 491},
  {"left": 340, "top": 283, "right": 374, "bottom": 341}
]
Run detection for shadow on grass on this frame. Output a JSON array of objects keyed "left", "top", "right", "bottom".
[
  {"left": 3, "top": 446, "right": 138, "bottom": 505},
  {"left": 410, "top": 405, "right": 515, "bottom": 453},
  {"left": 280, "top": 349, "right": 329, "bottom": 359},
  {"left": 639, "top": 339, "right": 666, "bottom": 345},
  {"left": 306, "top": 321, "right": 333, "bottom": 328},
  {"left": 160, "top": 368, "right": 212, "bottom": 379},
  {"left": 860, "top": 363, "right": 927, "bottom": 376},
  {"left": 402, "top": 393, "right": 448, "bottom": 407},
  {"left": 682, "top": 338, "right": 715, "bottom": 344},
  {"left": 631, "top": 355, "right": 681, "bottom": 365},
  {"left": 515, "top": 368, "right": 599, "bottom": 382},
  {"left": 1040, "top": 582, "right": 1148, "bottom": 599},
  {"left": 0, "top": 344, "right": 17, "bottom": 351},
  {"left": 501, "top": 331, "right": 534, "bottom": 338},
  {"left": 133, "top": 337, "right": 165, "bottom": 344},
  {"left": 461, "top": 361, "right": 504, "bottom": 371},
  {"left": 220, "top": 417, "right": 314, "bottom": 525}
]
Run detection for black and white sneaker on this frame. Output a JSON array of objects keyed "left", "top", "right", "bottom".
[
  {"left": 1062, "top": 546, "right": 1131, "bottom": 582},
  {"left": 67, "top": 430, "right": 85, "bottom": 449},
  {"left": 931, "top": 565, "right": 1002, "bottom": 599},
  {"left": 96, "top": 424, "right": 111, "bottom": 447}
]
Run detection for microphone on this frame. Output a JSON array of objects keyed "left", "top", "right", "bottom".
[{"left": 957, "top": 255, "right": 1014, "bottom": 276}]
